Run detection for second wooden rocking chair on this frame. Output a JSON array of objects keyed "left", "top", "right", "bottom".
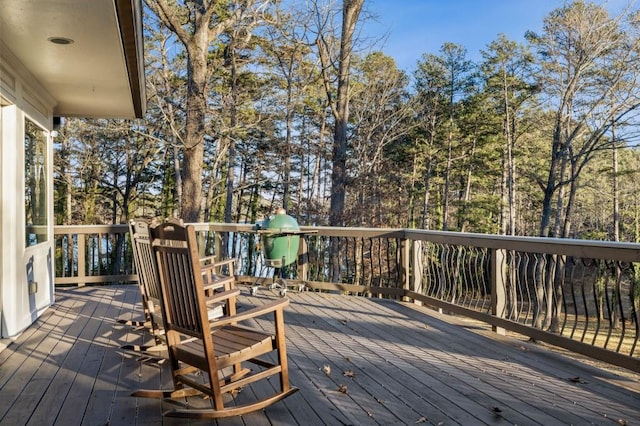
[
  {"left": 125, "top": 219, "right": 237, "bottom": 354},
  {"left": 132, "top": 222, "right": 298, "bottom": 418}
]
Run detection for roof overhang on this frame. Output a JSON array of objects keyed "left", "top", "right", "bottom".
[{"left": 0, "top": 0, "right": 146, "bottom": 119}]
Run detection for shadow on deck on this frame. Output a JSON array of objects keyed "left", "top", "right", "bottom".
[{"left": 1, "top": 285, "right": 639, "bottom": 425}]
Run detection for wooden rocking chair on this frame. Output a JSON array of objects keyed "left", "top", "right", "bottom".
[
  {"left": 124, "top": 219, "right": 237, "bottom": 354},
  {"left": 121, "top": 219, "right": 164, "bottom": 352},
  {"left": 132, "top": 222, "right": 298, "bottom": 418}
]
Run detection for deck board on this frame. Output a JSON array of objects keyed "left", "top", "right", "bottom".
[
  {"left": 299, "top": 293, "right": 497, "bottom": 425},
  {"left": 0, "top": 285, "right": 639, "bottom": 425},
  {"left": 284, "top": 293, "right": 436, "bottom": 425},
  {"left": 301, "top": 291, "right": 553, "bottom": 425},
  {"left": 326, "top": 295, "right": 572, "bottom": 425},
  {"left": 380, "top": 298, "right": 640, "bottom": 423}
]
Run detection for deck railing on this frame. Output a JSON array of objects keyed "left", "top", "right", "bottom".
[{"left": 53, "top": 223, "right": 640, "bottom": 372}]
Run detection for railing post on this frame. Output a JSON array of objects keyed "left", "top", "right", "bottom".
[
  {"left": 77, "top": 233, "right": 86, "bottom": 287},
  {"left": 491, "top": 248, "right": 507, "bottom": 335},
  {"left": 400, "top": 237, "right": 411, "bottom": 301},
  {"left": 297, "top": 237, "right": 309, "bottom": 282}
]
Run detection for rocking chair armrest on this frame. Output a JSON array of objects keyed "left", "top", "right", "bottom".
[
  {"left": 200, "top": 257, "right": 235, "bottom": 270},
  {"left": 203, "top": 274, "right": 235, "bottom": 293},
  {"left": 205, "top": 288, "right": 240, "bottom": 305},
  {"left": 210, "top": 298, "right": 289, "bottom": 328},
  {"left": 202, "top": 261, "right": 236, "bottom": 294},
  {"left": 201, "top": 258, "right": 235, "bottom": 288}
]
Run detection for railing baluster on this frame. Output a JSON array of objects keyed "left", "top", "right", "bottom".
[
  {"left": 492, "top": 248, "right": 507, "bottom": 335},
  {"left": 411, "top": 240, "right": 423, "bottom": 299}
]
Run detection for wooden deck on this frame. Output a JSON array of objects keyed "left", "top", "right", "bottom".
[{"left": 1, "top": 285, "right": 639, "bottom": 426}]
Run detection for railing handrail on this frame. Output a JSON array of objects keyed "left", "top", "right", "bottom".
[
  {"left": 188, "top": 222, "right": 640, "bottom": 261},
  {"left": 54, "top": 224, "right": 131, "bottom": 233},
  {"left": 404, "top": 228, "right": 640, "bottom": 260},
  {"left": 55, "top": 223, "right": 640, "bottom": 259}
]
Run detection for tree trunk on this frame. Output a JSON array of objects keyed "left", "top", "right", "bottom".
[
  {"left": 500, "top": 145, "right": 508, "bottom": 235},
  {"left": 442, "top": 126, "right": 453, "bottom": 231},
  {"left": 459, "top": 136, "right": 476, "bottom": 233},
  {"left": 508, "top": 138, "right": 516, "bottom": 236},
  {"left": 612, "top": 124, "right": 621, "bottom": 328},
  {"left": 159, "top": 37, "right": 182, "bottom": 218},
  {"left": 408, "top": 156, "right": 418, "bottom": 228},
  {"left": 422, "top": 160, "right": 433, "bottom": 230},
  {"left": 315, "top": 0, "right": 363, "bottom": 281},
  {"left": 172, "top": 143, "right": 183, "bottom": 218},
  {"left": 539, "top": 123, "right": 563, "bottom": 237},
  {"left": 224, "top": 47, "right": 239, "bottom": 224},
  {"left": 181, "top": 50, "right": 207, "bottom": 222},
  {"left": 503, "top": 66, "right": 517, "bottom": 237},
  {"left": 326, "top": 0, "right": 363, "bottom": 227},
  {"left": 283, "top": 79, "right": 293, "bottom": 211},
  {"left": 613, "top": 127, "right": 620, "bottom": 242}
]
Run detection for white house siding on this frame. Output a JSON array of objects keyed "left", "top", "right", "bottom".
[{"left": 0, "top": 44, "right": 56, "bottom": 340}]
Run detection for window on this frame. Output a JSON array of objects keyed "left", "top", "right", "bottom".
[{"left": 25, "top": 118, "right": 48, "bottom": 247}]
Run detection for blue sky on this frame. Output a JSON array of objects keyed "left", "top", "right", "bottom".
[{"left": 364, "top": 0, "right": 628, "bottom": 73}]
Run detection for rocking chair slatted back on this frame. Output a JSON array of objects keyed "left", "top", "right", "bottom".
[{"left": 152, "top": 225, "right": 206, "bottom": 337}]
